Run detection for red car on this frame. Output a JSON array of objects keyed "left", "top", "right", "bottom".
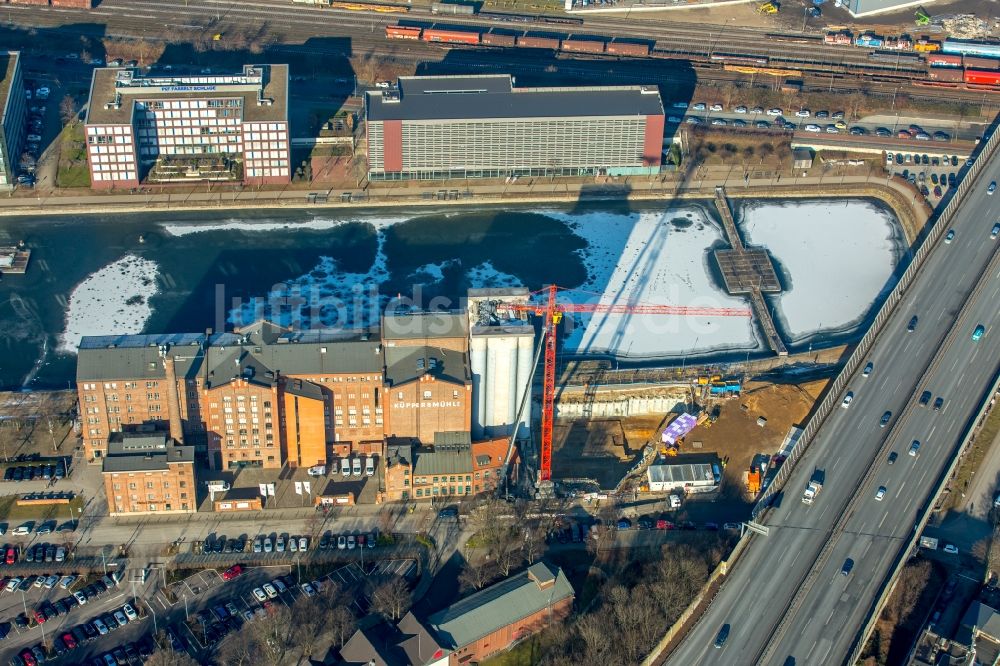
[
  {"left": 5, "top": 547, "right": 14, "bottom": 565},
  {"left": 19, "top": 650, "right": 36, "bottom": 666},
  {"left": 62, "top": 632, "right": 77, "bottom": 650},
  {"left": 221, "top": 564, "right": 242, "bottom": 581},
  {"left": 33, "top": 609, "right": 46, "bottom": 624}
]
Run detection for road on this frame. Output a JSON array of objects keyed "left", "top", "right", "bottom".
[{"left": 667, "top": 146, "right": 1000, "bottom": 664}]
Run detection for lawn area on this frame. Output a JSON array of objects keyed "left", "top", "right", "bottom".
[
  {"left": 57, "top": 121, "right": 90, "bottom": 188},
  {"left": 945, "top": 403, "right": 1000, "bottom": 511},
  {"left": 483, "top": 636, "right": 543, "bottom": 666},
  {"left": 0, "top": 494, "right": 84, "bottom": 525}
]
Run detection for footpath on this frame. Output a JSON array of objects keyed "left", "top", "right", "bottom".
[{"left": 0, "top": 169, "right": 930, "bottom": 241}]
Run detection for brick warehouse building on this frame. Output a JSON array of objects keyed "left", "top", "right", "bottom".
[
  {"left": 102, "top": 432, "right": 196, "bottom": 517},
  {"left": 365, "top": 74, "right": 665, "bottom": 180},
  {"left": 83, "top": 64, "right": 289, "bottom": 189}
]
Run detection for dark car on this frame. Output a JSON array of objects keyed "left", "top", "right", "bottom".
[
  {"left": 617, "top": 518, "right": 632, "bottom": 530},
  {"left": 3, "top": 468, "right": 13, "bottom": 482},
  {"left": 880, "top": 411, "right": 892, "bottom": 428},
  {"left": 907, "top": 315, "right": 918, "bottom": 332},
  {"left": 637, "top": 517, "right": 654, "bottom": 530},
  {"left": 919, "top": 390, "right": 932, "bottom": 406},
  {"left": 714, "top": 624, "right": 731, "bottom": 649},
  {"left": 13, "top": 615, "right": 28, "bottom": 630},
  {"left": 319, "top": 533, "right": 331, "bottom": 550},
  {"left": 437, "top": 506, "right": 458, "bottom": 519},
  {"left": 934, "top": 396, "right": 944, "bottom": 411}
]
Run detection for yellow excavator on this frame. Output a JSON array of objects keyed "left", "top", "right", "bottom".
[{"left": 758, "top": 1, "right": 779, "bottom": 13}]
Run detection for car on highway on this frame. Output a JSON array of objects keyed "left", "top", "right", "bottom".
[
  {"left": 879, "top": 411, "right": 892, "bottom": 428},
  {"left": 841, "top": 392, "right": 854, "bottom": 409},
  {"left": 909, "top": 440, "right": 921, "bottom": 457},
  {"left": 887, "top": 451, "right": 898, "bottom": 465},
  {"left": 989, "top": 181, "right": 997, "bottom": 195},
  {"left": 714, "top": 624, "right": 730, "bottom": 649},
  {"left": 934, "top": 396, "right": 944, "bottom": 411},
  {"left": 944, "top": 229, "right": 955, "bottom": 244},
  {"left": 862, "top": 361, "right": 874, "bottom": 378},
  {"left": 919, "top": 390, "right": 932, "bottom": 406},
  {"left": 907, "top": 315, "right": 919, "bottom": 332},
  {"left": 943, "top": 544, "right": 959, "bottom": 554},
  {"left": 973, "top": 324, "right": 986, "bottom": 341},
  {"left": 795, "top": 109, "right": 811, "bottom": 117},
  {"left": 991, "top": 223, "right": 1000, "bottom": 240},
  {"left": 875, "top": 486, "right": 887, "bottom": 501},
  {"left": 841, "top": 558, "right": 854, "bottom": 576}
]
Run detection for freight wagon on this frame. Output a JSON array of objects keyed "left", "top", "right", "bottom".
[
  {"left": 963, "top": 56, "right": 1000, "bottom": 70},
  {"left": 386, "top": 25, "right": 422, "bottom": 40},
  {"left": 560, "top": 38, "right": 606, "bottom": 54},
  {"left": 965, "top": 69, "right": 1000, "bottom": 85},
  {"left": 926, "top": 67, "right": 964, "bottom": 82},
  {"left": 709, "top": 53, "right": 768, "bottom": 66},
  {"left": 927, "top": 53, "right": 962, "bottom": 67},
  {"left": 868, "top": 51, "right": 922, "bottom": 64},
  {"left": 942, "top": 39, "right": 1000, "bottom": 59},
  {"left": 606, "top": 41, "right": 651, "bottom": 57},
  {"left": 481, "top": 32, "right": 516, "bottom": 47},
  {"left": 422, "top": 28, "right": 481, "bottom": 44},
  {"left": 431, "top": 2, "right": 475, "bottom": 14},
  {"left": 516, "top": 35, "right": 561, "bottom": 49}
]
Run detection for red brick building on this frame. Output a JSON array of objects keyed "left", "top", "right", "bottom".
[{"left": 426, "top": 562, "right": 575, "bottom": 664}]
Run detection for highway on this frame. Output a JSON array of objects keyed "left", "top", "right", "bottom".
[{"left": 667, "top": 147, "right": 1000, "bottom": 665}]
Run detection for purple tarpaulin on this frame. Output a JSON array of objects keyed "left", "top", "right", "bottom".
[{"left": 662, "top": 413, "right": 698, "bottom": 445}]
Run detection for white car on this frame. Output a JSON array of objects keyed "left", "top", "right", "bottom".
[
  {"left": 74, "top": 590, "right": 88, "bottom": 605},
  {"left": 841, "top": 392, "right": 854, "bottom": 409},
  {"left": 253, "top": 587, "right": 268, "bottom": 602},
  {"left": 123, "top": 603, "right": 138, "bottom": 621},
  {"left": 347, "top": 535, "right": 356, "bottom": 550},
  {"left": 262, "top": 583, "right": 278, "bottom": 599},
  {"left": 13, "top": 525, "right": 31, "bottom": 536},
  {"left": 337, "top": 535, "right": 347, "bottom": 550},
  {"left": 375, "top": 81, "right": 390, "bottom": 88},
  {"left": 988, "top": 181, "right": 997, "bottom": 195},
  {"left": 299, "top": 536, "right": 308, "bottom": 551},
  {"left": 93, "top": 618, "right": 109, "bottom": 635},
  {"left": 875, "top": 486, "right": 887, "bottom": 501},
  {"left": 804, "top": 124, "right": 821, "bottom": 133},
  {"left": 943, "top": 544, "right": 959, "bottom": 554},
  {"left": 58, "top": 575, "right": 76, "bottom": 590},
  {"left": 795, "top": 109, "right": 811, "bottom": 118},
  {"left": 43, "top": 575, "right": 59, "bottom": 589},
  {"left": 709, "top": 103, "right": 723, "bottom": 111},
  {"left": 734, "top": 106, "right": 748, "bottom": 114},
  {"left": 26, "top": 134, "right": 41, "bottom": 143},
  {"left": 766, "top": 108, "right": 783, "bottom": 116},
  {"left": 300, "top": 583, "right": 316, "bottom": 597},
  {"left": 5, "top": 577, "right": 22, "bottom": 592},
  {"left": 114, "top": 610, "right": 129, "bottom": 626}
]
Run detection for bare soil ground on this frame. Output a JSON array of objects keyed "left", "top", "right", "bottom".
[
  {"left": 685, "top": 378, "right": 830, "bottom": 491},
  {"left": 552, "top": 417, "right": 652, "bottom": 488},
  {"left": 0, "top": 390, "right": 77, "bottom": 460}
]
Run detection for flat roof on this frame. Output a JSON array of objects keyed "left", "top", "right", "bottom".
[
  {"left": 647, "top": 462, "right": 715, "bottom": 485},
  {"left": 0, "top": 52, "right": 20, "bottom": 129},
  {"left": 86, "top": 64, "right": 288, "bottom": 126},
  {"left": 367, "top": 75, "right": 664, "bottom": 122}
]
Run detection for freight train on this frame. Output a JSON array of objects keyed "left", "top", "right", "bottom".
[
  {"left": 825, "top": 30, "right": 942, "bottom": 53},
  {"left": 385, "top": 24, "right": 651, "bottom": 56},
  {"left": 293, "top": 0, "right": 410, "bottom": 11}
]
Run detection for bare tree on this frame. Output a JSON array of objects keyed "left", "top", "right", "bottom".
[
  {"left": 458, "top": 558, "right": 496, "bottom": 591},
  {"left": 522, "top": 524, "right": 546, "bottom": 564},
  {"left": 215, "top": 633, "right": 256, "bottom": 666},
  {"left": 494, "top": 536, "right": 522, "bottom": 577},
  {"left": 328, "top": 605, "right": 356, "bottom": 648},
  {"left": 59, "top": 95, "right": 78, "bottom": 126},
  {"left": 370, "top": 578, "right": 411, "bottom": 621},
  {"left": 145, "top": 648, "right": 200, "bottom": 666}
]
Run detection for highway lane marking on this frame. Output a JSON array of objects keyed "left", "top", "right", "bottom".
[
  {"left": 895, "top": 481, "right": 907, "bottom": 498},
  {"left": 879, "top": 512, "right": 889, "bottom": 529}
]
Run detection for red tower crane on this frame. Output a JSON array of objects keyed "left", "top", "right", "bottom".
[{"left": 503, "top": 285, "right": 753, "bottom": 482}]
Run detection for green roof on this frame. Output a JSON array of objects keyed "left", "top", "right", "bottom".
[{"left": 427, "top": 562, "right": 574, "bottom": 650}]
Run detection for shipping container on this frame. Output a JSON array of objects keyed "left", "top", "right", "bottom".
[
  {"left": 481, "top": 32, "right": 517, "bottom": 48},
  {"left": 431, "top": 2, "right": 476, "bottom": 14},
  {"left": 926, "top": 67, "right": 964, "bottom": 83},
  {"left": 927, "top": 54, "right": 962, "bottom": 67},
  {"left": 422, "top": 28, "right": 481, "bottom": 45},
  {"left": 386, "top": 25, "right": 423, "bottom": 40},
  {"left": 606, "top": 41, "right": 651, "bottom": 57},
  {"left": 516, "top": 35, "right": 561, "bottom": 49},
  {"left": 965, "top": 69, "right": 1000, "bottom": 85},
  {"left": 963, "top": 56, "right": 1000, "bottom": 70},
  {"left": 561, "top": 39, "right": 607, "bottom": 54}
]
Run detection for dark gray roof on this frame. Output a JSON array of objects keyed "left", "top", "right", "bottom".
[
  {"left": 384, "top": 345, "right": 469, "bottom": 387},
  {"left": 433, "top": 431, "right": 471, "bottom": 449},
  {"left": 285, "top": 377, "right": 324, "bottom": 401},
  {"left": 367, "top": 75, "right": 663, "bottom": 122},
  {"left": 412, "top": 449, "right": 471, "bottom": 477},
  {"left": 338, "top": 613, "right": 446, "bottom": 666},
  {"left": 102, "top": 440, "right": 195, "bottom": 473},
  {"left": 77, "top": 321, "right": 383, "bottom": 382},
  {"left": 427, "top": 561, "right": 574, "bottom": 650},
  {"left": 381, "top": 311, "right": 467, "bottom": 341}
]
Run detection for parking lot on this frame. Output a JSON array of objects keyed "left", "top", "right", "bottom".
[{"left": 885, "top": 151, "right": 967, "bottom": 206}]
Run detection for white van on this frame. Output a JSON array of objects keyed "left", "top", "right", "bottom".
[
  {"left": 365, "top": 457, "right": 375, "bottom": 476},
  {"left": 352, "top": 457, "right": 362, "bottom": 476},
  {"left": 340, "top": 458, "right": 350, "bottom": 476},
  {"left": 669, "top": 494, "right": 682, "bottom": 509}
]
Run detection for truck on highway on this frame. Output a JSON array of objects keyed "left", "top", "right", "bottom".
[{"left": 802, "top": 469, "right": 825, "bottom": 504}]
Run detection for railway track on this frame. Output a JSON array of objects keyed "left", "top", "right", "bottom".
[{"left": 5, "top": 0, "right": 999, "bottom": 108}]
